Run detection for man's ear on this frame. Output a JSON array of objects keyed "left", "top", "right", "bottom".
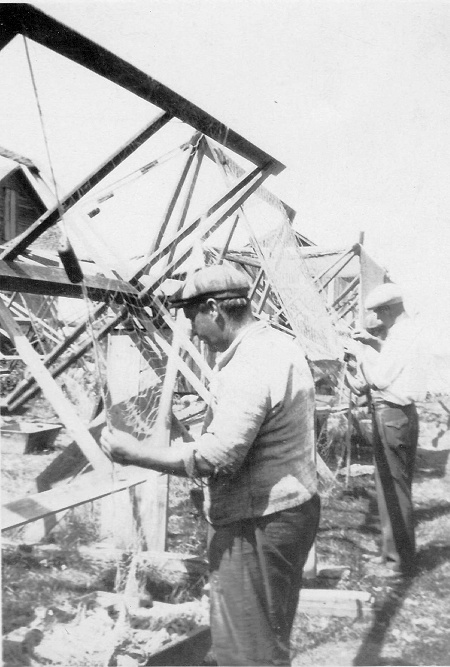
[{"left": 204, "top": 298, "right": 220, "bottom": 316}]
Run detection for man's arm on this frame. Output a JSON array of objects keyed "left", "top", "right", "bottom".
[
  {"left": 100, "top": 427, "right": 215, "bottom": 476},
  {"left": 359, "top": 329, "right": 412, "bottom": 390}
]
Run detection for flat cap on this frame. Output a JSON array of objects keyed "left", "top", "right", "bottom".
[
  {"left": 169, "top": 263, "right": 251, "bottom": 308},
  {"left": 365, "top": 282, "right": 403, "bottom": 310}
]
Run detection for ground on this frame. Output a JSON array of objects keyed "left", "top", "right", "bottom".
[{"left": 2, "top": 394, "right": 450, "bottom": 666}]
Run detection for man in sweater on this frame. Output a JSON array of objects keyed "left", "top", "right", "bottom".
[{"left": 101, "top": 263, "right": 320, "bottom": 665}]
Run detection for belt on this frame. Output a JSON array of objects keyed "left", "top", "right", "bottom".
[{"left": 371, "top": 399, "right": 413, "bottom": 410}]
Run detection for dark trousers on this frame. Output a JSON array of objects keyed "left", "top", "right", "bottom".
[
  {"left": 207, "top": 495, "right": 320, "bottom": 666},
  {"left": 372, "top": 401, "right": 418, "bottom": 572}
]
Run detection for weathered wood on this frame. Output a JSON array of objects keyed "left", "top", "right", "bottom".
[
  {"left": 0, "top": 111, "right": 172, "bottom": 260},
  {"left": 338, "top": 295, "right": 359, "bottom": 321},
  {"left": 101, "top": 332, "right": 170, "bottom": 551},
  {"left": 5, "top": 164, "right": 266, "bottom": 409},
  {"left": 150, "top": 303, "right": 213, "bottom": 390},
  {"left": 1, "top": 5, "right": 284, "bottom": 183},
  {"left": 3, "top": 296, "right": 62, "bottom": 344},
  {"left": 299, "top": 588, "right": 374, "bottom": 619},
  {"left": 248, "top": 267, "right": 264, "bottom": 300},
  {"left": 0, "top": 259, "right": 139, "bottom": 300},
  {"left": 317, "top": 250, "right": 357, "bottom": 292},
  {"left": 137, "top": 321, "right": 180, "bottom": 551},
  {"left": 1, "top": 541, "right": 207, "bottom": 581},
  {"left": 5, "top": 307, "right": 126, "bottom": 412},
  {"left": 1, "top": 467, "right": 152, "bottom": 531},
  {"left": 331, "top": 276, "right": 359, "bottom": 309},
  {"left": 146, "top": 134, "right": 203, "bottom": 267},
  {"left": 166, "top": 138, "right": 206, "bottom": 267},
  {"left": 130, "top": 164, "right": 272, "bottom": 283},
  {"left": 205, "top": 138, "right": 294, "bottom": 220},
  {"left": 0, "top": 298, "right": 110, "bottom": 471}
]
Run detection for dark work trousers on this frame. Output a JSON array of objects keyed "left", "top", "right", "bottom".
[
  {"left": 371, "top": 401, "right": 419, "bottom": 572},
  {"left": 207, "top": 494, "right": 320, "bottom": 666}
]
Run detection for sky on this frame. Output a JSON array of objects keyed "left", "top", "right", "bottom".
[{"left": 1, "top": 0, "right": 450, "bottom": 329}]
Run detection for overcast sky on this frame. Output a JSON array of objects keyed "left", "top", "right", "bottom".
[{"left": 1, "top": 0, "right": 450, "bottom": 327}]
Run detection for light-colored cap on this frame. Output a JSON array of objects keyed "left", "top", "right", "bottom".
[
  {"left": 365, "top": 282, "right": 403, "bottom": 310},
  {"left": 169, "top": 263, "right": 251, "bottom": 308}
]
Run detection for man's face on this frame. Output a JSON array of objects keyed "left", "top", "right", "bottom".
[
  {"left": 372, "top": 305, "right": 395, "bottom": 329},
  {"left": 183, "top": 300, "right": 227, "bottom": 351}
]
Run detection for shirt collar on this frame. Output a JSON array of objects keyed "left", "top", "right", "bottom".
[{"left": 215, "top": 320, "right": 268, "bottom": 370}]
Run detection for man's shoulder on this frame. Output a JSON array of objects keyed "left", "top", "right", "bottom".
[{"left": 239, "top": 324, "right": 308, "bottom": 361}]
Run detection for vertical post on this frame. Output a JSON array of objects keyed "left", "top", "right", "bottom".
[{"left": 345, "top": 392, "right": 354, "bottom": 487}]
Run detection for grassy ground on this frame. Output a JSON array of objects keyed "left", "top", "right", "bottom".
[{"left": 2, "top": 397, "right": 450, "bottom": 665}]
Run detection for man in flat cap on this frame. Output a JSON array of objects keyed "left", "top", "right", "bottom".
[
  {"left": 101, "top": 262, "right": 320, "bottom": 666},
  {"left": 351, "top": 282, "right": 420, "bottom": 577}
]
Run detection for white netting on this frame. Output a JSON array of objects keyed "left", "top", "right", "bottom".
[{"left": 249, "top": 219, "right": 345, "bottom": 362}]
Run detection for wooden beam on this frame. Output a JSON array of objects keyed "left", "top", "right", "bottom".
[
  {"left": 138, "top": 164, "right": 276, "bottom": 299},
  {"left": 0, "top": 111, "right": 172, "bottom": 260},
  {"left": 130, "top": 163, "right": 272, "bottom": 282},
  {"left": 0, "top": 14, "right": 17, "bottom": 51},
  {"left": 315, "top": 249, "right": 357, "bottom": 291},
  {"left": 0, "top": 259, "right": 139, "bottom": 300},
  {"left": 331, "top": 277, "right": 359, "bottom": 310},
  {"left": 299, "top": 588, "right": 373, "bottom": 619},
  {"left": 5, "top": 307, "right": 127, "bottom": 412},
  {"left": 225, "top": 252, "right": 262, "bottom": 268},
  {"left": 205, "top": 140, "right": 295, "bottom": 222},
  {"left": 0, "top": 298, "right": 111, "bottom": 471},
  {"left": 3, "top": 167, "right": 262, "bottom": 407},
  {"left": 166, "top": 138, "right": 206, "bottom": 266},
  {"left": 1, "top": 4, "right": 284, "bottom": 183},
  {"left": 3, "top": 302, "right": 108, "bottom": 409},
  {"left": 2, "top": 467, "right": 152, "bottom": 531},
  {"left": 147, "top": 134, "right": 202, "bottom": 264}
]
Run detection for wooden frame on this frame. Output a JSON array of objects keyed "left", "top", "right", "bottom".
[{"left": 1, "top": 5, "right": 339, "bottom": 545}]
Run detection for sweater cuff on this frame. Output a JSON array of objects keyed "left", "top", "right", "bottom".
[{"left": 182, "top": 447, "right": 200, "bottom": 479}]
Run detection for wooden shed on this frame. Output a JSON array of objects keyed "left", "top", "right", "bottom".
[{"left": 0, "top": 148, "right": 56, "bottom": 249}]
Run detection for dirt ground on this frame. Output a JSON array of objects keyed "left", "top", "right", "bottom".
[{"left": 2, "top": 395, "right": 450, "bottom": 666}]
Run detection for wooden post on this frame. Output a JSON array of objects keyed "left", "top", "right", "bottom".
[
  {"left": 133, "top": 317, "right": 184, "bottom": 552},
  {"left": 345, "top": 393, "right": 354, "bottom": 487},
  {"left": 99, "top": 332, "right": 148, "bottom": 548},
  {"left": 101, "top": 327, "right": 173, "bottom": 551}
]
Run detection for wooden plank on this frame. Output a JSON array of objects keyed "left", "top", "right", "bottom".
[
  {"left": 0, "top": 20, "right": 17, "bottom": 51},
  {"left": 129, "top": 164, "right": 272, "bottom": 282},
  {"left": 147, "top": 134, "right": 203, "bottom": 262},
  {"left": 5, "top": 163, "right": 267, "bottom": 408},
  {"left": 132, "top": 313, "right": 190, "bottom": 551},
  {"left": 2, "top": 467, "right": 152, "bottom": 531},
  {"left": 317, "top": 250, "right": 357, "bottom": 291},
  {"left": 1, "top": 112, "right": 172, "bottom": 260},
  {"left": 299, "top": 588, "right": 374, "bottom": 619},
  {"left": 5, "top": 307, "right": 126, "bottom": 411},
  {"left": 0, "top": 5, "right": 284, "bottom": 181},
  {"left": 138, "top": 164, "right": 276, "bottom": 299},
  {"left": 331, "top": 277, "right": 359, "bottom": 310},
  {"left": 205, "top": 139, "right": 296, "bottom": 222},
  {"left": 166, "top": 138, "right": 206, "bottom": 266},
  {"left": 0, "top": 298, "right": 110, "bottom": 471},
  {"left": 0, "top": 259, "right": 139, "bottom": 300}
]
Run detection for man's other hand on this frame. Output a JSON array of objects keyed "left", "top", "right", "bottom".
[{"left": 100, "top": 426, "right": 141, "bottom": 465}]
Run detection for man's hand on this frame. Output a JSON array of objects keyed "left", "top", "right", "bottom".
[
  {"left": 351, "top": 328, "right": 381, "bottom": 350},
  {"left": 100, "top": 426, "right": 142, "bottom": 465}
]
